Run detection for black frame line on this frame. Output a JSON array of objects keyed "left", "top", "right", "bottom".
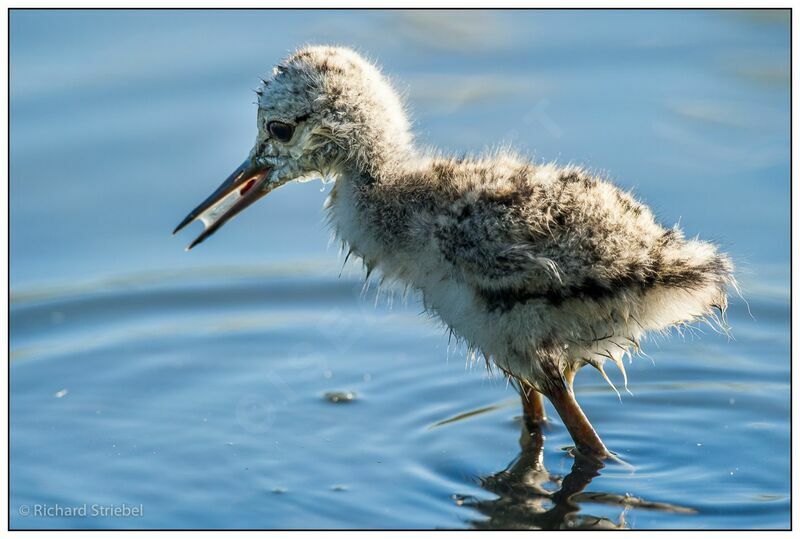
[{"left": 5, "top": 6, "right": 793, "bottom": 532}]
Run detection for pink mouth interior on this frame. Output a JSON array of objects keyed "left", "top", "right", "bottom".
[{"left": 239, "top": 179, "right": 257, "bottom": 196}]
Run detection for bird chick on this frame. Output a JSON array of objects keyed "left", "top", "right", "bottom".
[{"left": 174, "top": 46, "right": 735, "bottom": 460}]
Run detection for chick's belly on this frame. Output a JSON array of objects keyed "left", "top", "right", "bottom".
[
  {"left": 420, "top": 279, "right": 537, "bottom": 364},
  {"left": 417, "top": 278, "right": 480, "bottom": 335}
]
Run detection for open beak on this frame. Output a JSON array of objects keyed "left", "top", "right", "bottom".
[{"left": 173, "top": 157, "right": 273, "bottom": 250}]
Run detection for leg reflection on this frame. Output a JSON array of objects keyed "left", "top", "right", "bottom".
[
  {"left": 461, "top": 421, "right": 695, "bottom": 529},
  {"left": 466, "top": 422, "right": 620, "bottom": 530}
]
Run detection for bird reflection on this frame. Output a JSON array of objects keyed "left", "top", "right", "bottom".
[{"left": 458, "top": 421, "right": 695, "bottom": 530}]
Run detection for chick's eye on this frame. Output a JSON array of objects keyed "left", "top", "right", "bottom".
[{"left": 268, "top": 121, "right": 294, "bottom": 142}]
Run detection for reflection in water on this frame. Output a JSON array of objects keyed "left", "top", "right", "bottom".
[{"left": 461, "top": 423, "right": 695, "bottom": 530}]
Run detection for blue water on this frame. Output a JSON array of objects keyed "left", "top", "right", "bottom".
[{"left": 10, "top": 9, "right": 790, "bottom": 529}]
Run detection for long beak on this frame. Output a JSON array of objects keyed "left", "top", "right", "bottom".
[{"left": 173, "top": 157, "right": 273, "bottom": 250}]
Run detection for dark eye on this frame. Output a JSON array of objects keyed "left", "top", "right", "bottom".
[{"left": 268, "top": 121, "right": 294, "bottom": 142}]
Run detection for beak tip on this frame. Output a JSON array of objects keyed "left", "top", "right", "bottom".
[
  {"left": 187, "top": 236, "right": 205, "bottom": 251},
  {"left": 173, "top": 216, "right": 194, "bottom": 236}
]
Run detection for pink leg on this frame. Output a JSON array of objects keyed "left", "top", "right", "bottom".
[{"left": 544, "top": 384, "right": 609, "bottom": 461}]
